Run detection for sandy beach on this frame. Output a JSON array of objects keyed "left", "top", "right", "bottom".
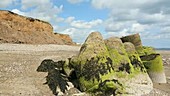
[
  {"left": 0, "top": 44, "right": 80, "bottom": 96},
  {"left": 0, "top": 44, "right": 170, "bottom": 96}
]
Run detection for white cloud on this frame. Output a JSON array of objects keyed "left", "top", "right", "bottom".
[
  {"left": 65, "top": 16, "right": 75, "bottom": 23},
  {"left": 91, "top": 0, "right": 170, "bottom": 42},
  {"left": 67, "top": 0, "right": 88, "bottom": 4},
  {"left": 105, "top": 29, "right": 130, "bottom": 38},
  {"left": 130, "top": 23, "right": 149, "bottom": 33},
  {"left": 11, "top": 9, "right": 26, "bottom": 16},
  {"left": 60, "top": 27, "right": 93, "bottom": 43},
  {"left": 0, "top": 0, "right": 17, "bottom": 8},
  {"left": 91, "top": 0, "right": 159, "bottom": 10},
  {"left": 71, "top": 19, "right": 103, "bottom": 28},
  {"left": 10, "top": 0, "right": 64, "bottom": 24},
  {"left": 21, "top": 0, "right": 52, "bottom": 10},
  {"left": 161, "top": 27, "right": 170, "bottom": 33},
  {"left": 139, "top": 12, "right": 166, "bottom": 24}
]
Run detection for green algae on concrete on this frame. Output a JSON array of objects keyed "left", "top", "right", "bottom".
[
  {"left": 140, "top": 54, "right": 167, "bottom": 83},
  {"left": 140, "top": 54, "right": 164, "bottom": 72},
  {"left": 136, "top": 46, "right": 156, "bottom": 56}
]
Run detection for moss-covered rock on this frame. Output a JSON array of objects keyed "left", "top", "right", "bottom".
[
  {"left": 121, "top": 33, "right": 166, "bottom": 83},
  {"left": 37, "top": 32, "right": 157, "bottom": 95},
  {"left": 69, "top": 32, "right": 117, "bottom": 92},
  {"left": 124, "top": 42, "right": 146, "bottom": 72},
  {"left": 140, "top": 54, "right": 166, "bottom": 83},
  {"left": 104, "top": 37, "right": 134, "bottom": 73}
]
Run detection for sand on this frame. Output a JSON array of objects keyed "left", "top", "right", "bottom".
[
  {"left": 0, "top": 44, "right": 170, "bottom": 96},
  {"left": 0, "top": 44, "right": 80, "bottom": 96}
]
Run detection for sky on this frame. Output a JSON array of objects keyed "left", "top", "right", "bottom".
[{"left": 0, "top": 0, "right": 170, "bottom": 48}]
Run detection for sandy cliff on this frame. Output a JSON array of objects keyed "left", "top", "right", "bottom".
[{"left": 0, "top": 10, "right": 75, "bottom": 45}]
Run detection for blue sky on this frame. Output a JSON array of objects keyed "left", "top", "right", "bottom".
[{"left": 0, "top": 0, "right": 170, "bottom": 48}]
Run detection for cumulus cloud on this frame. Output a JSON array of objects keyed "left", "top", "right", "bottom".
[
  {"left": 59, "top": 27, "right": 94, "bottom": 43},
  {"left": 10, "top": 0, "right": 64, "bottom": 26},
  {"left": 91, "top": 0, "right": 170, "bottom": 42},
  {"left": 130, "top": 23, "right": 149, "bottom": 33},
  {"left": 11, "top": 9, "right": 26, "bottom": 16},
  {"left": 65, "top": 16, "right": 75, "bottom": 23},
  {"left": 71, "top": 19, "right": 103, "bottom": 28},
  {"left": 161, "top": 27, "right": 170, "bottom": 34},
  {"left": 57, "top": 18, "right": 103, "bottom": 42}
]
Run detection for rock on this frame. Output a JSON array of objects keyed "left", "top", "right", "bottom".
[
  {"left": 124, "top": 42, "right": 136, "bottom": 53},
  {"left": 70, "top": 32, "right": 125, "bottom": 95},
  {"left": 104, "top": 37, "right": 125, "bottom": 54},
  {"left": 0, "top": 10, "right": 75, "bottom": 45},
  {"left": 69, "top": 33, "right": 153, "bottom": 95},
  {"left": 140, "top": 54, "right": 167, "bottom": 83},
  {"left": 36, "top": 32, "right": 161, "bottom": 96},
  {"left": 123, "top": 42, "right": 153, "bottom": 95},
  {"left": 104, "top": 37, "right": 133, "bottom": 72},
  {"left": 121, "top": 34, "right": 166, "bottom": 83},
  {"left": 121, "top": 33, "right": 142, "bottom": 48},
  {"left": 134, "top": 43, "right": 166, "bottom": 83},
  {"left": 124, "top": 42, "right": 146, "bottom": 72}
]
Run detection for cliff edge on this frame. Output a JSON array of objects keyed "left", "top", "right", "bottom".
[{"left": 0, "top": 10, "right": 75, "bottom": 45}]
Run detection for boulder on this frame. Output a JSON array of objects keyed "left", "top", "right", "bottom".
[
  {"left": 69, "top": 33, "right": 153, "bottom": 95},
  {"left": 70, "top": 32, "right": 125, "bottom": 95},
  {"left": 121, "top": 33, "right": 142, "bottom": 48}
]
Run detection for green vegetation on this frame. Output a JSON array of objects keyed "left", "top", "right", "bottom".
[
  {"left": 142, "top": 54, "right": 164, "bottom": 72},
  {"left": 136, "top": 46, "right": 156, "bottom": 56}
]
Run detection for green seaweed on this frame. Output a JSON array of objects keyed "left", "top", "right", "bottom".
[
  {"left": 136, "top": 46, "right": 156, "bottom": 56},
  {"left": 141, "top": 54, "right": 164, "bottom": 72}
]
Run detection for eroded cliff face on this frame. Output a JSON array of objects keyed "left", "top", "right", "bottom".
[
  {"left": 54, "top": 33, "right": 76, "bottom": 45},
  {"left": 0, "top": 10, "right": 75, "bottom": 45}
]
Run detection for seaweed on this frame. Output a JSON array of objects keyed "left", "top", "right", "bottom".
[
  {"left": 92, "top": 79, "right": 124, "bottom": 96},
  {"left": 118, "top": 63, "right": 131, "bottom": 73},
  {"left": 81, "top": 57, "right": 114, "bottom": 82},
  {"left": 37, "top": 59, "right": 69, "bottom": 95}
]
